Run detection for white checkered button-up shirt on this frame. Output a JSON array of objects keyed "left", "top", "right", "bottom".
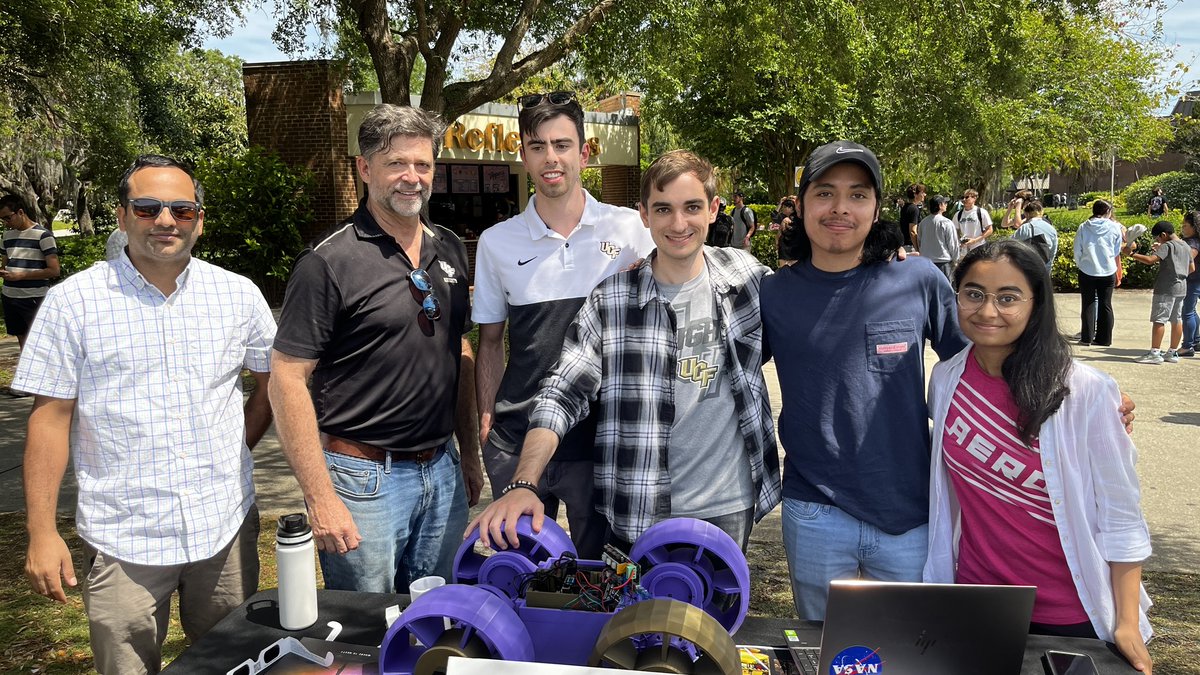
[{"left": 14, "top": 253, "right": 276, "bottom": 565}]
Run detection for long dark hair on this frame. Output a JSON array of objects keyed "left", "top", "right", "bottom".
[{"left": 954, "top": 240, "right": 1072, "bottom": 445}]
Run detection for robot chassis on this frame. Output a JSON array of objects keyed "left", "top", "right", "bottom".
[{"left": 378, "top": 516, "right": 753, "bottom": 674}]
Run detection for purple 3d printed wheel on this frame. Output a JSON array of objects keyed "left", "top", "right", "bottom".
[
  {"left": 628, "top": 518, "right": 751, "bottom": 633},
  {"left": 379, "top": 584, "right": 534, "bottom": 675},
  {"left": 453, "top": 514, "right": 576, "bottom": 596}
]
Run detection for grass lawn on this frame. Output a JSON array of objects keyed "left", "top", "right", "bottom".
[{"left": 0, "top": 513, "right": 1197, "bottom": 673}]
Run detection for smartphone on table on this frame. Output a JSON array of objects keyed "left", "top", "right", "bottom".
[{"left": 1045, "top": 650, "right": 1099, "bottom": 675}]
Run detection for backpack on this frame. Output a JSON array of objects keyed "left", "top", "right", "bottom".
[
  {"left": 708, "top": 212, "right": 734, "bottom": 247},
  {"left": 1023, "top": 219, "right": 1053, "bottom": 263}
]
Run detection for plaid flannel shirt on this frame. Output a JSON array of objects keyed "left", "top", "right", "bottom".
[{"left": 529, "top": 246, "right": 782, "bottom": 541}]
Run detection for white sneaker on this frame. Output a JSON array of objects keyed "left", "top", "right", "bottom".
[
  {"left": 1163, "top": 350, "right": 1180, "bottom": 363},
  {"left": 1134, "top": 351, "right": 1163, "bottom": 364},
  {"left": 1125, "top": 224, "right": 1147, "bottom": 243}
]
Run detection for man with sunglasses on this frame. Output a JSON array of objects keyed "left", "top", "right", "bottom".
[
  {"left": 471, "top": 91, "right": 654, "bottom": 557},
  {"left": 271, "top": 104, "right": 479, "bottom": 594},
  {"left": 16, "top": 155, "right": 276, "bottom": 674},
  {"left": 0, "top": 194, "right": 60, "bottom": 364}
]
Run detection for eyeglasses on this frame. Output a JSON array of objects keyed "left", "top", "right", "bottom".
[
  {"left": 409, "top": 268, "right": 441, "bottom": 320},
  {"left": 517, "top": 90, "right": 577, "bottom": 110},
  {"left": 0, "top": 211, "right": 17, "bottom": 224},
  {"left": 127, "top": 198, "right": 201, "bottom": 222},
  {"left": 956, "top": 288, "right": 1034, "bottom": 315},
  {"left": 225, "top": 636, "right": 333, "bottom": 675}
]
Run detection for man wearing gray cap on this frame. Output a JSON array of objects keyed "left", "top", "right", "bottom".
[{"left": 760, "top": 141, "right": 967, "bottom": 619}]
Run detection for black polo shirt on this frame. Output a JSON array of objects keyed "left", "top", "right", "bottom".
[{"left": 274, "top": 203, "right": 471, "bottom": 452}]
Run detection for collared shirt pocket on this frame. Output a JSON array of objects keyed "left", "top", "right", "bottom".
[{"left": 866, "top": 320, "right": 917, "bottom": 373}]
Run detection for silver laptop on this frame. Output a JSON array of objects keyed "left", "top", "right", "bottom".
[{"left": 804, "top": 580, "right": 1036, "bottom": 675}]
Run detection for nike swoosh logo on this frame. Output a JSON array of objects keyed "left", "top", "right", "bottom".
[
  {"left": 834, "top": 147, "right": 864, "bottom": 154},
  {"left": 518, "top": 257, "right": 537, "bottom": 266}
]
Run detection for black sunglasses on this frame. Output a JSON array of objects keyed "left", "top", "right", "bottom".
[
  {"left": 518, "top": 91, "right": 577, "bottom": 110},
  {"left": 409, "top": 268, "right": 441, "bottom": 320},
  {"left": 127, "top": 198, "right": 201, "bottom": 222}
]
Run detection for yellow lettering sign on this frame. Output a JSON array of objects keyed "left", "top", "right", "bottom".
[
  {"left": 466, "top": 128, "right": 484, "bottom": 150},
  {"left": 444, "top": 122, "right": 467, "bottom": 150}
]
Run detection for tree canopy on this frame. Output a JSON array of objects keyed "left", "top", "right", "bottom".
[
  {"left": 582, "top": 0, "right": 1174, "bottom": 199},
  {"left": 0, "top": 0, "right": 246, "bottom": 227}
]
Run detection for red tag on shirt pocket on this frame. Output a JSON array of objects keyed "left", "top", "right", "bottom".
[{"left": 876, "top": 342, "right": 909, "bottom": 355}]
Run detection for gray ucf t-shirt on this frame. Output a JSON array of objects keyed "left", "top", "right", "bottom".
[
  {"left": 1154, "top": 238, "right": 1190, "bottom": 296},
  {"left": 657, "top": 267, "right": 753, "bottom": 518}
]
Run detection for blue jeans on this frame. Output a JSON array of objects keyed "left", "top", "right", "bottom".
[
  {"left": 318, "top": 439, "right": 468, "bottom": 593},
  {"left": 781, "top": 498, "right": 928, "bottom": 620},
  {"left": 1182, "top": 278, "right": 1200, "bottom": 349}
]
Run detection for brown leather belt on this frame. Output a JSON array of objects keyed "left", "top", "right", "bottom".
[{"left": 320, "top": 433, "right": 439, "bottom": 463}]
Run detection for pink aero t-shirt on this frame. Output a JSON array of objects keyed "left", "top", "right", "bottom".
[{"left": 942, "top": 350, "right": 1088, "bottom": 625}]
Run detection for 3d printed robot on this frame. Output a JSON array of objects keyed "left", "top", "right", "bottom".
[{"left": 378, "top": 516, "right": 752, "bottom": 674}]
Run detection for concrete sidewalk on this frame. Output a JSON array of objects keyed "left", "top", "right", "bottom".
[{"left": 1, "top": 289, "right": 1196, "bottom": 573}]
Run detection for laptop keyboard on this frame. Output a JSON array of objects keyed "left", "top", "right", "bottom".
[{"left": 793, "top": 646, "right": 821, "bottom": 675}]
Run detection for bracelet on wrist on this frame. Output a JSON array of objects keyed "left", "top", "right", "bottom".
[{"left": 501, "top": 480, "right": 538, "bottom": 496}]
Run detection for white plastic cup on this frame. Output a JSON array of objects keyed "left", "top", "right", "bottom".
[{"left": 408, "top": 575, "right": 446, "bottom": 603}]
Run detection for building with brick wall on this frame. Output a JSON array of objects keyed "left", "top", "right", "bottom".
[{"left": 243, "top": 60, "right": 642, "bottom": 262}]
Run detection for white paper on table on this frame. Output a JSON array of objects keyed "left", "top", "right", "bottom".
[{"left": 445, "top": 656, "right": 612, "bottom": 674}]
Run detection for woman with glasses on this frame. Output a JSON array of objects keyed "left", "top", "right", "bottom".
[{"left": 923, "top": 240, "right": 1153, "bottom": 674}]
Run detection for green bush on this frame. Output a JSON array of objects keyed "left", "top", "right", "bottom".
[
  {"left": 194, "top": 148, "right": 312, "bottom": 301},
  {"left": 1121, "top": 171, "right": 1200, "bottom": 215},
  {"left": 750, "top": 230, "right": 778, "bottom": 269},
  {"left": 56, "top": 231, "right": 110, "bottom": 278}
]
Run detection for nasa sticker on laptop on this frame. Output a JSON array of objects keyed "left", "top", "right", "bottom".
[{"left": 829, "top": 645, "right": 883, "bottom": 674}]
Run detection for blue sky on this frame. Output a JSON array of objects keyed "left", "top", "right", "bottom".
[{"left": 203, "top": 3, "right": 1200, "bottom": 112}]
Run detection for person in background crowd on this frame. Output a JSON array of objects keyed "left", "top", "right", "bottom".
[
  {"left": 1147, "top": 187, "right": 1168, "bottom": 218},
  {"left": 1073, "top": 199, "right": 1124, "bottom": 347},
  {"left": 925, "top": 240, "right": 1152, "bottom": 674},
  {"left": 952, "top": 188, "right": 993, "bottom": 253},
  {"left": 1125, "top": 221, "right": 1193, "bottom": 365},
  {"left": 19, "top": 155, "right": 275, "bottom": 674},
  {"left": 917, "top": 195, "right": 959, "bottom": 279},
  {"left": 0, "top": 194, "right": 60, "bottom": 360},
  {"left": 1179, "top": 211, "right": 1200, "bottom": 357},
  {"left": 774, "top": 196, "right": 798, "bottom": 266},
  {"left": 730, "top": 190, "right": 758, "bottom": 250},
  {"left": 1010, "top": 200, "right": 1059, "bottom": 271},
  {"left": 708, "top": 198, "right": 735, "bottom": 247},
  {"left": 899, "top": 183, "right": 926, "bottom": 251}
]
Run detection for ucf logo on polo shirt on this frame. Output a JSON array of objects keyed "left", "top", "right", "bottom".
[
  {"left": 599, "top": 241, "right": 621, "bottom": 259},
  {"left": 438, "top": 260, "right": 458, "bottom": 283}
]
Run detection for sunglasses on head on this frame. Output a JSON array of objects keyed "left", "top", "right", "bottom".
[
  {"left": 409, "top": 268, "right": 442, "bottom": 321},
  {"left": 517, "top": 90, "right": 577, "bottom": 110},
  {"left": 128, "top": 198, "right": 201, "bottom": 222}
]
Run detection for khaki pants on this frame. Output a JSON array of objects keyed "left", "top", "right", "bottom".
[{"left": 81, "top": 505, "right": 260, "bottom": 675}]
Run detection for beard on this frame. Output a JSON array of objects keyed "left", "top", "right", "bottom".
[{"left": 377, "top": 182, "right": 433, "bottom": 219}]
